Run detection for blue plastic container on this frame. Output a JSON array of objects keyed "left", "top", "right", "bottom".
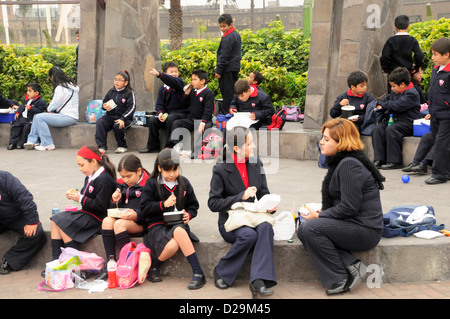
[
  {"left": 0, "top": 112, "right": 15, "bottom": 123},
  {"left": 413, "top": 119, "right": 430, "bottom": 137}
]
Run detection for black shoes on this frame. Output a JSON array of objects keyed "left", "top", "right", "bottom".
[
  {"left": 325, "top": 261, "right": 367, "bottom": 296},
  {"left": 326, "top": 279, "right": 348, "bottom": 295},
  {"left": 214, "top": 266, "right": 229, "bottom": 289},
  {"left": 249, "top": 281, "right": 274, "bottom": 299},
  {"left": 402, "top": 162, "right": 418, "bottom": 172},
  {"left": 403, "top": 162, "right": 428, "bottom": 175},
  {"left": 0, "top": 258, "right": 12, "bottom": 275},
  {"left": 345, "top": 260, "right": 367, "bottom": 292},
  {"left": 374, "top": 160, "right": 385, "bottom": 169},
  {"left": 381, "top": 162, "right": 403, "bottom": 170},
  {"left": 425, "top": 177, "right": 447, "bottom": 185},
  {"left": 412, "top": 163, "right": 428, "bottom": 175},
  {"left": 6, "top": 144, "right": 24, "bottom": 150},
  {"left": 147, "top": 267, "right": 162, "bottom": 282},
  {"left": 187, "top": 273, "right": 206, "bottom": 290}
]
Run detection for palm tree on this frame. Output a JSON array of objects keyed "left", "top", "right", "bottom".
[{"left": 169, "top": 0, "right": 182, "bottom": 51}]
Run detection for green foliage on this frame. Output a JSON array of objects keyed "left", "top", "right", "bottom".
[
  {"left": 162, "top": 20, "right": 310, "bottom": 110},
  {"left": 0, "top": 45, "right": 76, "bottom": 103},
  {"left": 241, "top": 20, "right": 310, "bottom": 74},
  {"left": 409, "top": 17, "right": 450, "bottom": 91}
]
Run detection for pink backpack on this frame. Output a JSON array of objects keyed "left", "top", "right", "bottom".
[{"left": 116, "top": 242, "right": 151, "bottom": 289}]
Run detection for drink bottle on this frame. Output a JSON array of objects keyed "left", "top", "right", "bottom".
[
  {"left": 107, "top": 255, "right": 118, "bottom": 288},
  {"left": 388, "top": 114, "right": 394, "bottom": 126}
]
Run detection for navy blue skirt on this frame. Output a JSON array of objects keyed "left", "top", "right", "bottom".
[{"left": 51, "top": 210, "right": 101, "bottom": 243}]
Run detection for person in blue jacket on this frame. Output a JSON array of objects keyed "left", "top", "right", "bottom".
[
  {"left": 229, "top": 79, "right": 274, "bottom": 129},
  {"left": 0, "top": 170, "right": 46, "bottom": 274},
  {"left": 425, "top": 37, "right": 450, "bottom": 184},
  {"left": 95, "top": 70, "right": 136, "bottom": 154},
  {"left": 215, "top": 13, "right": 241, "bottom": 114},
  {"left": 8, "top": 83, "right": 47, "bottom": 150},
  {"left": 372, "top": 67, "right": 421, "bottom": 169},
  {"left": 330, "top": 71, "right": 376, "bottom": 132}
]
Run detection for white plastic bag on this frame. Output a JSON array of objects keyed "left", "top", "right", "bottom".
[
  {"left": 413, "top": 230, "right": 444, "bottom": 239},
  {"left": 273, "top": 211, "right": 296, "bottom": 241}
]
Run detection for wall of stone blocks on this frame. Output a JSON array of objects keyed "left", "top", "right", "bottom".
[
  {"left": 303, "top": 0, "right": 401, "bottom": 130},
  {"left": 78, "top": 0, "right": 161, "bottom": 121}
]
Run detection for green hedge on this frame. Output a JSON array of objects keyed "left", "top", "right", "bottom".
[
  {"left": 409, "top": 17, "right": 450, "bottom": 91},
  {"left": 162, "top": 20, "right": 310, "bottom": 110},
  {"left": 0, "top": 45, "right": 76, "bottom": 103}
]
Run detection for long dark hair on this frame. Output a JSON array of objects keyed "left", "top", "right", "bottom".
[
  {"left": 150, "top": 148, "right": 186, "bottom": 208},
  {"left": 222, "top": 126, "right": 250, "bottom": 161},
  {"left": 118, "top": 154, "right": 149, "bottom": 177},
  {"left": 48, "top": 66, "right": 76, "bottom": 91},
  {"left": 81, "top": 146, "right": 117, "bottom": 180}
]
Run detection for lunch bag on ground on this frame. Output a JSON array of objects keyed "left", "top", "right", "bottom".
[{"left": 116, "top": 242, "right": 151, "bottom": 289}]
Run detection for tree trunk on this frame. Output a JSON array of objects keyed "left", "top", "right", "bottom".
[{"left": 169, "top": 0, "right": 182, "bottom": 51}]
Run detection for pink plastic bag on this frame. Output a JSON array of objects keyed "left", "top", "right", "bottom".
[{"left": 59, "top": 247, "right": 104, "bottom": 273}]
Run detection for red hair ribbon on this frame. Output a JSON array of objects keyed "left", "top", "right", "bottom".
[{"left": 77, "top": 146, "right": 101, "bottom": 162}]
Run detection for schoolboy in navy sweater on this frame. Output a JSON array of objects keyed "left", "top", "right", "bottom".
[
  {"left": 215, "top": 13, "right": 241, "bottom": 114},
  {"left": 229, "top": 79, "right": 274, "bottom": 129},
  {"left": 0, "top": 170, "right": 46, "bottom": 274},
  {"left": 372, "top": 67, "right": 421, "bottom": 170},
  {"left": 330, "top": 71, "right": 376, "bottom": 131},
  {"left": 139, "top": 62, "right": 190, "bottom": 153},
  {"left": 380, "top": 15, "right": 424, "bottom": 75},
  {"left": 424, "top": 37, "right": 450, "bottom": 184},
  {"left": 171, "top": 70, "right": 214, "bottom": 155},
  {"left": 8, "top": 83, "right": 47, "bottom": 150}
]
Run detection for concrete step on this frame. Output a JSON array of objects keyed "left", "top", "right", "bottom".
[
  {"left": 0, "top": 121, "right": 421, "bottom": 165},
  {"left": 2, "top": 230, "right": 449, "bottom": 284},
  {"left": 0, "top": 121, "right": 434, "bottom": 285}
]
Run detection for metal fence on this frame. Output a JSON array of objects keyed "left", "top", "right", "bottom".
[{"left": 0, "top": 1, "right": 80, "bottom": 47}]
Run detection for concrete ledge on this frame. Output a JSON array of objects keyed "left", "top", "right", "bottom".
[
  {"left": 2, "top": 230, "right": 449, "bottom": 283},
  {"left": 0, "top": 122, "right": 421, "bottom": 164}
]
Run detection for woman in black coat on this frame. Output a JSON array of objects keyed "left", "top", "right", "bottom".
[
  {"left": 208, "top": 126, "right": 277, "bottom": 299},
  {"left": 298, "top": 118, "right": 385, "bottom": 295}
]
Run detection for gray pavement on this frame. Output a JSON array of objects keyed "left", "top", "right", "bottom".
[{"left": 1, "top": 147, "right": 450, "bottom": 303}]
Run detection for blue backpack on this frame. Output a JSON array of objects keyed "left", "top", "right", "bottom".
[
  {"left": 382, "top": 205, "right": 445, "bottom": 238},
  {"left": 86, "top": 100, "right": 106, "bottom": 123}
]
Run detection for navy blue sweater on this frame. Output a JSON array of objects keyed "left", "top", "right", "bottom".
[
  {"left": 184, "top": 86, "right": 215, "bottom": 123},
  {"left": 380, "top": 34, "right": 424, "bottom": 73},
  {"left": 230, "top": 88, "right": 274, "bottom": 120},
  {"left": 103, "top": 87, "right": 136, "bottom": 123},
  {"left": 140, "top": 176, "right": 199, "bottom": 229},
  {"left": 330, "top": 90, "right": 376, "bottom": 125},
  {"left": 377, "top": 82, "right": 420, "bottom": 123},
  {"left": 216, "top": 27, "right": 241, "bottom": 75},
  {"left": 0, "top": 93, "right": 16, "bottom": 109},
  {"left": 428, "top": 64, "right": 450, "bottom": 120},
  {"left": 79, "top": 170, "right": 116, "bottom": 222},
  {"left": 15, "top": 96, "right": 47, "bottom": 122},
  {"left": 0, "top": 171, "right": 40, "bottom": 226},
  {"left": 114, "top": 170, "right": 150, "bottom": 225},
  {"left": 155, "top": 73, "right": 189, "bottom": 115}
]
